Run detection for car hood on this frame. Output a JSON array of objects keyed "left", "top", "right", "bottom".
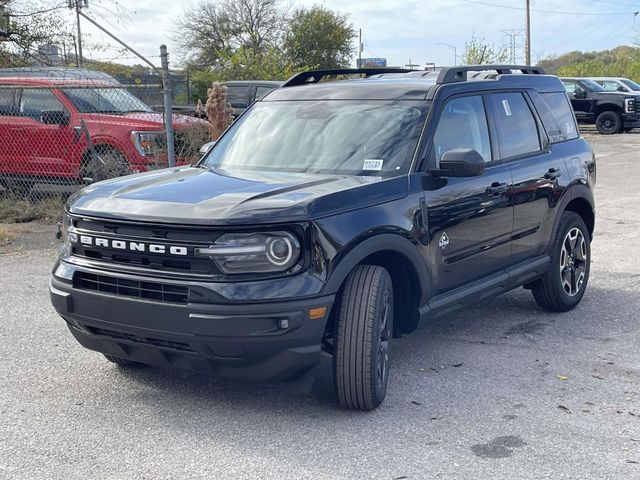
[
  {"left": 79, "top": 112, "right": 206, "bottom": 130},
  {"left": 67, "top": 166, "right": 408, "bottom": 225}
]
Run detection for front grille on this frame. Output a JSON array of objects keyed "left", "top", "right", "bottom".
[
  {"left": 70, "top": 218, "right": 223, "bottom": 276},
  {"left": 87, "top": 326, "right": 194, "bottom": 353},
  {"left": 74, "top": 271, "right": 189, "bottom": 304}
]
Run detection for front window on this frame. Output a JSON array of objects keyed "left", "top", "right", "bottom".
[
  {"left": 579, "top": 79, "right": 605, "bottom": 92},
  {"left": 203, "top": 100, "right": 429, "bottom": 176},
  {"left": 61, "top": 87, "right": 153, "bottom": 114}
]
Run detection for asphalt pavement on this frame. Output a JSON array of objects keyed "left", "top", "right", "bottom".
[{"left": 0, "top": 133, "right": 639, "bottom": 479}]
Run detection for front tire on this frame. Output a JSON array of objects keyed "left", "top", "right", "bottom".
[
  {"left": 595, "top": 111, "right": 622, "bottom": 135},
  {"left": 334, "top": 265, "right": 393, "bottom": 411},
  {"left": 532, "top": 212, "right": 591, "bottom": 312}
]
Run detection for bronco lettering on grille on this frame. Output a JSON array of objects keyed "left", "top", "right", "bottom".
[{"left": 75, "top": 235, "right": 188, "bottom": 256}]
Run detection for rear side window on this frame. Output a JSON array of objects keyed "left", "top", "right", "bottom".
[
  {"left": 225, "top": 85, "right": 250, "bottom": 108},
  {"left": 255, "top": 85, "right": 276, "bottom": 100},
  {"left": 432, "top": 95, "right": 492, "bottom": 164},
  {"left": 534, "top": 92, "right": 579, "bottom": 142},
  {"left": 487, "top": 92, "right": 541, "bottom": 159}
]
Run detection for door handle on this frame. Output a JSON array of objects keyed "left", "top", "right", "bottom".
[
  {"left": 544, "top": 168, "right": 562, "bottom": 180},
  {"left": 486, "top": 182, "right": 509, "bottom": 195}
]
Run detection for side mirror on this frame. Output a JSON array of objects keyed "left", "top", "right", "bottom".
[
  {"left": 574, "top": 88, "right": 587, "bottom": 100},
  {"left": 617, "top": 85, "right": 627, "bottom": 92},
  {"left": 41, "top": 110, "right": 70, "bottom": 126},
  {"left": 433, "top": 149, "right": 485, "bottom": 177},
  {"left": 199, "top": 141, "right": 216, "bottom": 158}
]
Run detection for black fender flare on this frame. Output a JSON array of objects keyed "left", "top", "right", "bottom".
[
  {"left": 322, "top": 233, "right": 431, "bottom": 304},
  {"left": 549, "top": 184, "right": 595, "bottom": 248}
]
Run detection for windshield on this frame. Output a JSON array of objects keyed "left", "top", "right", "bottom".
[
  {"left": 621, "top": 79, "right": 640, "bottom": 91},
  {"left": 61, "top": 87, "right": 153, "bottom": 114},
  {"left": 581, "top": 79, "right": 605, "bottom": 92},
  {"left": 203, "top": 100, "right": 429, "bottom": 176}
]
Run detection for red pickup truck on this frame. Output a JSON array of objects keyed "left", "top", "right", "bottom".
[{"left": 0, "top": 77, "right": 208, "bottom": 192}]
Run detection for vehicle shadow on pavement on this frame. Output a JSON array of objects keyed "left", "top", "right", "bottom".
[{"left": 107, "top": 281, "right": 636, "bottom": 413}]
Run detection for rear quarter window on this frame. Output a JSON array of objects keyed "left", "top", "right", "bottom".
[{"left": 532, "top": 92, "right": 579, "bottom": 142}]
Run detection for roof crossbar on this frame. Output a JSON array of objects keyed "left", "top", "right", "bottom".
[
  {"left": 282, "top": 68, "right": 417, "bottom": 87},
  {"left": 436, "top": 65, "right": 546, "bottom": 85}
]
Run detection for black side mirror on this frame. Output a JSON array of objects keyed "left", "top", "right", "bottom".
[
  {"left": 574, "top": 88, "right": 587, "bottom": 100},
  {"left": 617, "top": 85, "right": 627, "bottom": 92},
  {"left": 41, "top": 110, "right": 70, "bottom": 126},
  {"left": 432, "top": 149, "right": 485, "bottom": 177}
]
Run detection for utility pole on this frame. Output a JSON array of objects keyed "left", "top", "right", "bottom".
[
  {"left": 358, "top": 28, "right": 362, "bottom": 68},
  {"left": 525, "top": 0, "right": 531, "bottom": 65},
  {"left": 68, "top": 0, "right": 88, "bottom": 67},
  {"left": 405, "top": 59, "right": 419, "bottom": 69},
  {"left": 501, "top": 30, "right": 524, "bottom": 64}
]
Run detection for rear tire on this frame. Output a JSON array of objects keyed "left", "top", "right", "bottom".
[
  {"left": 82, "top": 146, "right": 130, "bottom": 183},
  {"left": 531, "top": 212, "right": 591, "bottom": 312},
  {"left": 595, "top": 111, "right": 622, "bottom": 135},
  {"left": 334, "top": 265, "right": 393, "bottom": 411},
  {"left": 103, "top": 354, "right": 141, "bottom": 367}
]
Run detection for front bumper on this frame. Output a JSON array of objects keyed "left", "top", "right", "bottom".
[
  {"left": 50, "top": 272, "right": 334, "bottom": 387},
  {"left": 622, "top": 113, "right": 640, "bottom": 129}
]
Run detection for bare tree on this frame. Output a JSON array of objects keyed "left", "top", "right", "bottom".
[{"left": 175, "top": 0, "right": 285, "bottom": 68}]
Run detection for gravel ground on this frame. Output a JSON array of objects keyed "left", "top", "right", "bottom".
[{"left": 0, "top": 133, "right": 639, "bottom": 479}]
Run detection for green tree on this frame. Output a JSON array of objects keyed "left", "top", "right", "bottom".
[
  {"left": 461, "top": 33, "right": 508, "bottom": 65},
  {"left": 284, "top": 6, "right": 355, "bottom": 69}
]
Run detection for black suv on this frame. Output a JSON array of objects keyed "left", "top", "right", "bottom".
[
  {"left": 50, "top": 66, "right": 596, "bottom": 410},
  {"left": 561, "top": 77, "right": 640, "bottom": 134}
]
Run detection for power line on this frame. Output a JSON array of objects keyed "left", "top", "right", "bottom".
[{"left": 459, "top": 0, "right": 636, "bottom": 16}]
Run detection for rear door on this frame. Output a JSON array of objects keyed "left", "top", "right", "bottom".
[
  {"left": 425, "top": 94, "right": 514, "bottom": 295},
  {"left": 489, "top": 91, "right": 572, "bottom": 264}
]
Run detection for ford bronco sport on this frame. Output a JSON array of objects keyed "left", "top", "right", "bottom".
[{"left": 50, "top": 65, "right": 596, "bottom": 410}]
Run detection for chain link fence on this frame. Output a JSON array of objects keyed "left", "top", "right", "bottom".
[{"left": 0, "top": 77, "right": 210, "bottom": 217}]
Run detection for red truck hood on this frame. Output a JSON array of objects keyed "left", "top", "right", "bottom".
[{"left": 78, "top": 112, "right": 206, "bottom": 130}]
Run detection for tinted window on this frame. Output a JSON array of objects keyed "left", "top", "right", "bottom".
[
  {"left": 19, "top": 89, "right": 65, "bottom": 120},
  {"left": 0, "top": 88, "right": 16, "bottom": 115},
  {"left": 488, "top": 92, "right": 540, "bottom": 159},
  {"left": 621, "top": 79, "right": 640, "bottom": 91},
  {"left": 540, "top": 92, "right": 579, "bottom": 141},
  {"left": 432, "top": 96, "right": 491, "bottom": 164},
  {"left": 255, "top": 85, "right": 276, "bottom": 100},
  {"left": 225, "top": 85, "right": 250, "bottom": 108}
]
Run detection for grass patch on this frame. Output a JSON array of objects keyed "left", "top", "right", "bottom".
[
  {"left": 0, "top": 197, "right": 64, "bottom": 224},
  {"left": 0, "top": 226, "right": 13, "bottom": 247}
]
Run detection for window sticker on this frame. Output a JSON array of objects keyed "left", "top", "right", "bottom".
[
  {"left": 501, "top": 99, "right": 512, "bottom": 117},
  {"left": 363, "top": 159, "right": 384, "bottom": 171},
  {"left": 565, "top": 121, "right": 575, "bottom": 134}
]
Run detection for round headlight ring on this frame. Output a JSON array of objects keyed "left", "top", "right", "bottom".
[{"left": 266, "top": 236, "right": 294, "bottom": 267}]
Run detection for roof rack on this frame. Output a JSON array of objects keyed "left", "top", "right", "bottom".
[
  {"left": 436, "top": 65, "right": 546, "bottom": 85},
  {"left": 282, "top": 68, "right": 417, "bottom": 87}
]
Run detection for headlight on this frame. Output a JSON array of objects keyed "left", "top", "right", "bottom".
[
  {"left": 197, "top": 232, "right": 301, "bottom": 274},
  {"left": 60, "top": 214, "right": 77, "bottom": 256},
  {"left": 131, "top": 131, "right": 165, "bottom": 156}
]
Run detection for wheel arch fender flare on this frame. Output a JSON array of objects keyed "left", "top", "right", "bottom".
[
  {"left": 549, "top": 184, "right": 595, "bottom": 246},
  {"left": 322, "top": 233, "right": 431, "bottom": 304}
]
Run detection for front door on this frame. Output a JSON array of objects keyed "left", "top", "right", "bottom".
[
  {"left": 17, "top": 88, "right": 78, "bottom": 179},
  {"left": 424, "top": 94, "right": 514, "bottom": 295}
]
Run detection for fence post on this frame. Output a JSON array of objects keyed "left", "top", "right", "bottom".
[{"left": 160, "top": 44, "right": 176, "bottom": 168}]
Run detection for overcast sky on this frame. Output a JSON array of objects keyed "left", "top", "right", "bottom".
[{"left": 76, "top": 0, "right": 640, "bottom": 68}]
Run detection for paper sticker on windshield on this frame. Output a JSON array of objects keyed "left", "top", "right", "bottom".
[
  {"left": 565, "top": 121, "right": 575, "bottom": 135},
  {"left": 501, "top": 99, "right": 512, "bottom": 117},
  {"left": 363, "top": 159, "right": 384, "bottom": 171}
]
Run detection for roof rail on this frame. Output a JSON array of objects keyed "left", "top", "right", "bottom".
[
  {"left": 282, "top": 68, "right": 417, "bottom": 87},
  {"left": 436, "top": 65, "right": 546, "bottom": 85}
]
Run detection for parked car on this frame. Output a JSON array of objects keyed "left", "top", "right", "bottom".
[
  {"left": 0, "top": 67, "right": 119, "bottom": 84},
  {"left": 222, "top": 80, "right": 283, "bottom": 117},
  {"left": 588, "top": 77, "right": 640, "bottom": 93},
  {"left": 561, "top": 77, "right": 640, "bottom": 134},
  {"left": 51, "top": 66, "right": 596, "bottom": 410},
  {"left": 0, "top": 77, "right": 208, "bottom": 192}
]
